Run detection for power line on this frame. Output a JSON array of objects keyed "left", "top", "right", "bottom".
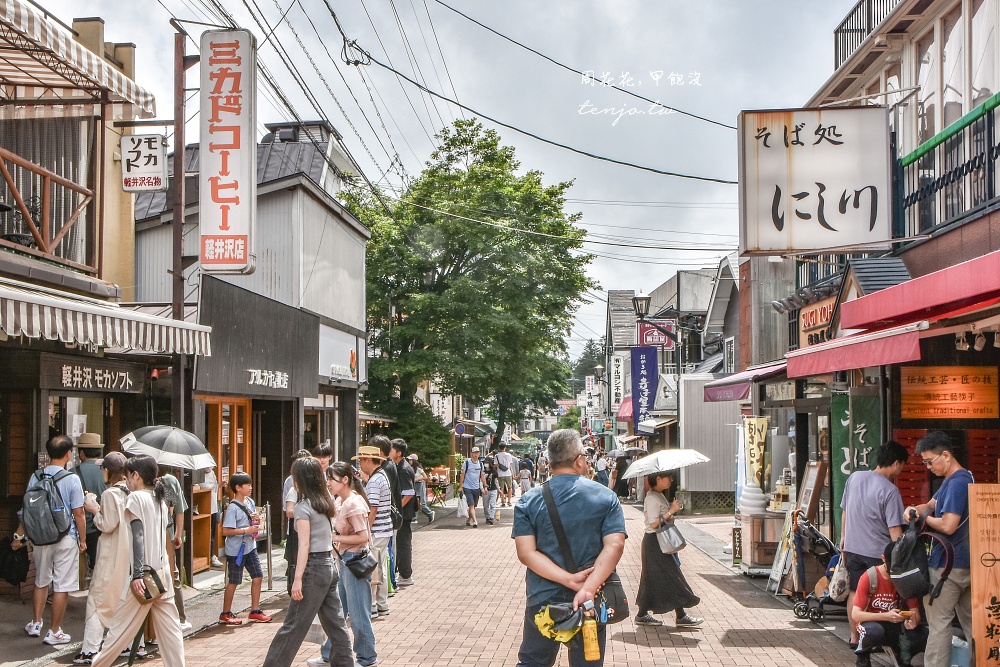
[
  {"left": 339, "top": 40, "right": 737, "bottom": 185},
  {"left": 431, "top": 0, "right": 736, "bottom": 131},
  {"left": 566, "top": 198, "right": 737, "bottom": 209},
  {"left": 421, "top": 0, "right": 466, "bottom": 121}
]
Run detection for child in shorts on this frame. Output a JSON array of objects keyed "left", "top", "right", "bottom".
[{"left": 220, "top": 473, "right": 271, "bottom": 625}]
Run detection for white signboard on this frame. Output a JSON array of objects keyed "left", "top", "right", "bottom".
[
  {"left": 739, "top": 106, "right": 891, "bottom": 254},
  {"left": 610, "top": 353, "right": 625, "bottom": 410},
  {"left": 120, "top": 134, "right": 168, "bottom": 192},
  {"left": 199, "top": 29, "right": 257, "bottom": 274},
  {"left": 585, "top": 375, "right": 595, "bottom": 394}
]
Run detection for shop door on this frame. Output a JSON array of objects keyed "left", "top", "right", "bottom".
[{"left": 201, "top": 398, "right": 252, "bottom": 503}]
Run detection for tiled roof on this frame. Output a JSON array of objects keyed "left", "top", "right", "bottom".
[
  {"left": 607, "top": 289, "right": 635, "bottom": 349},
  {"left": 846, "top": 256, "right": 911, "bottom": 294}
]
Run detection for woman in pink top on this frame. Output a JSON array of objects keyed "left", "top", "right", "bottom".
[{"left": 325, "top": 462, "right": 377, "bottom": 667}]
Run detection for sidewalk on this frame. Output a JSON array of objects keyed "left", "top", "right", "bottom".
[{"left": 10, "top": 499, "right": 865, "bottom": 667}]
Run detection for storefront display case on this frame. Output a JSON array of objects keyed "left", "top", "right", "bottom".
[
  {"left": 740, "top": 511, "right": 784, "bottom": 576},
  {"left": 191, "top": 486, "right": 213, "bottom": 574}
]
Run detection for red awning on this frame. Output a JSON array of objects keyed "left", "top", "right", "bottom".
[
  {"left": 841, "top": 249, "right": 1000, "bottom": 330},
  {"left": 616, "top": 396, "right": 633, "bottom": 420},
  {"left": 785, "top": 321, "right": 928, "bottom": 378},
  {"left": 703, "top": 361, "right": 787, "bottom": 402}
]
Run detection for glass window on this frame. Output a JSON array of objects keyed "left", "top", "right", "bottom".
[
  {"left": 942, "top": 6, "right": 965, "bottom": 126},
  {"left": 916, "top": 31, "right": 938, "bottom": 144},
  {"left": 886, "top": 64, "right": 905, "bottom": 146},
  {"left": 972, "top": 0, "right": 996, "bottom": 107}
]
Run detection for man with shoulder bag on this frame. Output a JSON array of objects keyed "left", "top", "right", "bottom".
[{"left": 512, "top": 429, "right": 627, "bottom": 667}]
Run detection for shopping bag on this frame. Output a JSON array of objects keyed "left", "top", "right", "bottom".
[
  {"left": 456, "top": 493, "right": 468, "bottom": 517},
  {"left": 305, "top": 616, "right": 326, "bottom": 644},
  {"left": 655, "top": 523, "right": 687, "bottom": 554},
  {"left": 827, "top": 553, "right": 849, "bottom": 602}
]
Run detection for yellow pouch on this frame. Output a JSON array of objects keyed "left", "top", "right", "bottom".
[{"left": 533, "top": 604, "right": 582, "bottom": 643}]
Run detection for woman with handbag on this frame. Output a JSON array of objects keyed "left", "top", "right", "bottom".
[
  {"left": 310, "top": 462, "right": 377, "bottom": 667},
  {"left": 634, "top": 471, "right": 704, "bottom": 628},
  {"left": 91, "top": 455, "right": 185, "bottom": 667},
  {"left": 263, "top": 457, "right": 354, "bottom": 667},
  {"left": 74, "top": 452, "right": 131, "bottom": 665}
]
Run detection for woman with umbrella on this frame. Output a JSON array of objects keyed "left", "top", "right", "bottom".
[{"left": 625, "top": 449, "right": 709, "bottom": 628}]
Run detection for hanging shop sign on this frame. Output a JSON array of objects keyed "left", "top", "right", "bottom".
[
  {"left": 39, "top": 352, "right": 144, "bottom": 394},
  {"left": 969, "top": 484, "right": 1000, "bottom": 667},
  {"left": 738, "top": 106, "right": 891, "bottom": 254},
  {"left": 610, "top": 353, "right": 625, "bottom": 411},
  {"left": 743, "top": 416, "right": 768, "bottom": 489},
  {"left": 900, "top": 366, "right": 999, "bottom": 420},
  {"left": 637, "top": 319, "right": 676, "bottom": 350},
  {"left": 319, "top": 324, "right": 363, "bottom": 384},
  {"left": 630, "top": 346, "right": 658, "bottom": 434},
  {"left": 798, "top": 296, "right": 836, "bottom": 348},
  {"left": 199, "top": 29, "right": 257, "bottom": 274},
  {"left": 120, "top": 134, "right": 168, "bottom": 192}
]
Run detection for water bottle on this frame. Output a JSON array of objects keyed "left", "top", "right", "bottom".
[{"left": 582, "top": 600, "right": 600, "bottom": 662}]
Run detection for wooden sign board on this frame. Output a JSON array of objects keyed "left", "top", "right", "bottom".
[
  {"left": 970, "top": 484, "right": 1000, "bottom": 667},
  {"left": 798, "top": 460, "right": 827, "bottom": 522},
  {"left": 900, "top": 366, "right": 999, "bottom": 419}
]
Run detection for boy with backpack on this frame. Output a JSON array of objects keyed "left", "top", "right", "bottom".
[
  {"left": 12, "top": 435, "right": 86, "bottom": 646},
  {"left": 219, "top": 472, "right": 271, "bottom": 625},
  {"left": 852, "top": 542, "right": 927, "bottom": 667}
]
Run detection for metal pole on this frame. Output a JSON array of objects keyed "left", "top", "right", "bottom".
[
  {"left": 171, "top": 28, "right": 187, "bottom": 430},
  {"left": 265, "top": 501, "right": 273, "bottom": 591}
]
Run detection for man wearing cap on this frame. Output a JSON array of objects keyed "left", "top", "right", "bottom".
[
  {"left": 354, "top": 445, "right": 393, "bottom": 617},
  {"left": 458, "top": 446, "right": 487, "bottom": 527},
  {"left": 75, "top": 433, "right": 107, "bottom": 571},
  {"left": 408, "top": 453, "right": 435, "bottom": 523}
]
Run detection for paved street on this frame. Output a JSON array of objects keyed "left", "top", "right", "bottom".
[{"left": 17, "top": 500, "right": 863, "bottom": 667}]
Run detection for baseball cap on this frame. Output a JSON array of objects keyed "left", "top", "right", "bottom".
[
  {"left": 101, "top": 451, "right": 127, "bottom": 473},
  {"left": 471, "top": 446, "right": 480, "bottom": 453},
  {"left": 407, "top": 453, "right": 418, "bottom": 461}
]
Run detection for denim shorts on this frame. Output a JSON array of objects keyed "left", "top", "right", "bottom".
[
  {"left": 227, "top": 548, "right": 263, "bottom": 585},
  {"left": 463, "top": 488, "right": 482, "bottom": 507}
]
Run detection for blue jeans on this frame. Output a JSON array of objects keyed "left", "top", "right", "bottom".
[
  {"left": 517, "top": 592, "right": 607, "bottom": 667},
  {"left": 414, "top": 481, "right": 434, "bottom": 518},
  {"left": 485, "top": 489, "right": 498, "bottom": 521},
  {"left": 321, "top": 556, "right": 377, "bottom": 666}
]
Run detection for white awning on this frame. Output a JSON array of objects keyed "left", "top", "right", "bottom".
[
  {"left": 637, "top": 416, "right": 677, "bottom": 433},
  {"left": 0, "top": 281, "right": 210, "bottom": 355},
  {"left": 0, "top": 0, "right": 156, "bottom": 115}
]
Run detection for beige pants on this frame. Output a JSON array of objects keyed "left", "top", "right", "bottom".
[
  {"left": 923, "top": 567, "right": 973, "bottom": 667},
  {"left": 370, "top": 535, "right": 391, "bottom": 613},
  {"left": 91, "top": 589, "right": 185, "bottom": 667}
]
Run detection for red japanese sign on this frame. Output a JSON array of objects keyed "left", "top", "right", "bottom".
[
  {"left": 199, "top": 29, "right": 256, "bottom": 274},
  {"left": 637, "top": 319, "right": 676, "bottom": 350}
]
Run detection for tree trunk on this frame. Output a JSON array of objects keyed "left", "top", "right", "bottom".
[{"left": 492, "top": 397, "right": 508, "bottom": 451}]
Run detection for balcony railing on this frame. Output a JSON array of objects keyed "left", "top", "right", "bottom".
[
  {"left": 899, "top": 91, "right": 1000, "bottom": 238},
  {"left": 834, "top": 0, "right": 903, "bottom": 69}
]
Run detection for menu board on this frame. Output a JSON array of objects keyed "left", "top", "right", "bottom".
[{"left": 899, "top": 366, "right": 999, "bottom": 419}]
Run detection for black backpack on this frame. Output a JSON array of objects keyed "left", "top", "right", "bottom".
[
  {"left": 22, "top": 470, "right": 74, "bottom": 546},
  {"left": 889, "top": 511, "right": 956, "bottom": 604}
]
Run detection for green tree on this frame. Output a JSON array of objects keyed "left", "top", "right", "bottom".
[
  {"left": 569, "top": 338, "right": 606, "bottom": 397},
  {"left": 348, "top": 120, "right": 593, "bottom": 447},
  {"left": 555, "top": 406, "right": 582, "bottom": 432}
]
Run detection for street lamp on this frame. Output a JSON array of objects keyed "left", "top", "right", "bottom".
[{"left": 632, "top": 291, "right": 682, "bottom": 415}]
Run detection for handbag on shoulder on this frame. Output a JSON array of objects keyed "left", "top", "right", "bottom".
[
  {"left": 131, "top": 566, "right": 169, "bottom": 604},
  {"left": 344, "top": 548, "right": 378, "bottom": 578},
  {"left": 656, "top": 522, "right": 687, "bottom": 554}
]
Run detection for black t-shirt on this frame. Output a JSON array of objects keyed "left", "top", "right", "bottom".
[
  {"left": 483, "top": 458, "right": 499, "bottom": 491},
  {"left": 397, "top": 459, "right": 416, "bottom": 520},
  {"left": 381, "top": 458, "right": 402, "bottom": 516}
]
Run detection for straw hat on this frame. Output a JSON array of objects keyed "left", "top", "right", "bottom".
[
  {"left": 351, "top": 445, "right": 386, "bottom": 461},
  {"left": 78, "top": 433, "right": 105, "bottom": 450}
]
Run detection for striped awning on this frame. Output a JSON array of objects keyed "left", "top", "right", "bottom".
[
  {"left": 0, "top": 0, "right": 156, "bottom": 115},
  {"left": 0, "top": 282, "right": 211, "bottom": 355}
]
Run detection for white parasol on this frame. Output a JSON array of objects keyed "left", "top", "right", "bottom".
[{"left": 622, "top": 449, "right": 710, "bottom": 480}]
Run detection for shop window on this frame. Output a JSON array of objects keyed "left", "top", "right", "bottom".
[
  {"left": 916, "top": 31, "right": 938, "bottom": 145},
  {"left": 971, "top": 0, "right": 996, "bottom": 107}
]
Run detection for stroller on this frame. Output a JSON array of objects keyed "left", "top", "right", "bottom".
[{"left": 790, "top": 512, "right": 848, "bottom": 621}]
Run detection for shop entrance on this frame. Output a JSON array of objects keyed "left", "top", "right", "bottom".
[{"left": 255, "top": 399, "right": 293, "bottom": 544}]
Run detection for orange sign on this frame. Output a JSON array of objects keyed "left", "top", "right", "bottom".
[
  {"left": 798, "top": 296, "right": 836, "bottom": 348},
  {"left": 969, "top": 484, "right": 1000, "bottom": 667},
  {"left": 899, "top": 366, "right": 999, "bottom": 420}
]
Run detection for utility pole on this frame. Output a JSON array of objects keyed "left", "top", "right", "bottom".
[{"left": 170, "top": 20, "right": 199, "bottom": 431}]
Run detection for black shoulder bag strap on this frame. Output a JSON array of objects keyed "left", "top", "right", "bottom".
[{"left": 541, "top": 482, "right": 578, "bottom": 573}]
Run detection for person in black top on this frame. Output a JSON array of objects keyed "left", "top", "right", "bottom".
[
  {"left": 482, "top": 456, "right": 500, "bottom": 525},
  {"left": 390, "top": 439, "right": 417, "bottom": 586}
]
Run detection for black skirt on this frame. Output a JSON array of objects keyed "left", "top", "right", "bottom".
[{"left": 635, "top": 531, "right": 701, "bottom": 614}]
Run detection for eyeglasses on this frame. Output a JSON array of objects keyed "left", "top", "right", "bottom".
[{"left": 921, "top": 453, "right": 943, "bottom": 468}]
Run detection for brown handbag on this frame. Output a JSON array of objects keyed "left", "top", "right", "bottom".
[{"left": 131, "top": 566, "right": 169, "bottom": 604}]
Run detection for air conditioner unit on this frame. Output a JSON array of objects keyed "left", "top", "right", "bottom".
[{"left": 683, "top": 364, "right": 698, "bottom": 373}]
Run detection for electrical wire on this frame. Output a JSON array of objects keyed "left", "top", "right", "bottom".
[
  {"left": 387, "top": 0, "right": 450, "bottom": 129},
  {"left": 431, "top": 0, "right": 736, "bottom": 130},
  {"left": 339, "top": 40, "right": 737, "bottom": 185},
  {"left": 421, "top": 0, "right": 466, "bottom": 121}
]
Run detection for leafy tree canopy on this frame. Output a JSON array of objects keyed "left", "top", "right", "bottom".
[{"left": 346, "top": 120, "right": 594, "bottom": 447}]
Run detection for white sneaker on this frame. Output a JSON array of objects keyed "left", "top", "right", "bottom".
[
  {"left": 24, "top": 620, "right": 42, "bottom": 637},
  {"left": 179, "top": 621, "right": 193, "bottom": 632},
  {"left": 429, "top": 511, "right": 435, "bottom": 523},
  {"left": 211, "top": 555, "right": 224, "bottom": 567},
  {"left": 306, "top": 658, "right": 331, "bottom": 667},
  {"left": 43, "top": 628, "right": 71, "bottom": 645}
]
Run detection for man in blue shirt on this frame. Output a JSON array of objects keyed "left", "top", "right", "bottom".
[
  {"left": 512, "top": 429, "right": 626, "bottom": 667},
  {"left": 906, "top": 431, "right": 973, "bottom": 667},
  {"left": 12, "top": 435, "right": 86, "bottom": 646}
]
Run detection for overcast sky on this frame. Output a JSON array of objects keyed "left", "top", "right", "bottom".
[{"left": 44, "top": 0, "right": 859, "bottom": 358}]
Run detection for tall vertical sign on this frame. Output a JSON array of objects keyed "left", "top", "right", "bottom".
[
  {"left": 630, "top": 346, "right": 658, "bottom": 434},
  {"left": 969, "top": 484, "right": 1000, "bottom": 667},
  {"left": 610, "top": 353, "right": 625, "bottom": 411},
  {"left": 744, "top": 417, "right": 768, "bottom": 489},
  {"left": 200, "top": 29, "right": 257, "bottom": 274},
  {"left": 831, "top": 393, "right": 850, "bottom": 544}
]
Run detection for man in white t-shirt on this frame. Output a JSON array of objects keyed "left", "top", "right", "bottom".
[{"left": 495, "top": 444, "right": 518, "bottom": 506}]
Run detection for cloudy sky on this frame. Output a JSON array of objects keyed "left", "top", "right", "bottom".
[{"left": 44, "top": 0, "right": 858, "bottom": 358}]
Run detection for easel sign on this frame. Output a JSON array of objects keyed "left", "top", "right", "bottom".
[{"left": 798, "top": 461, "right": 827, "bottom": 522}]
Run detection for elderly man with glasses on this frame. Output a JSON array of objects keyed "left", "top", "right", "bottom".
[
  {"left": 511, "top": 429, "right": 626, "bottom": 667},
  {"left": 904, "top": 431, "right": 974, "bottom": 667}
]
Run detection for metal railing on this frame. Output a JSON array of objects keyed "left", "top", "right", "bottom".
[
  {"left": 899, "top": 91, "right": 1000, "bottom": 238},
  {"left": 834, "top": 0, "right": 903, "bottom": 69}
]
